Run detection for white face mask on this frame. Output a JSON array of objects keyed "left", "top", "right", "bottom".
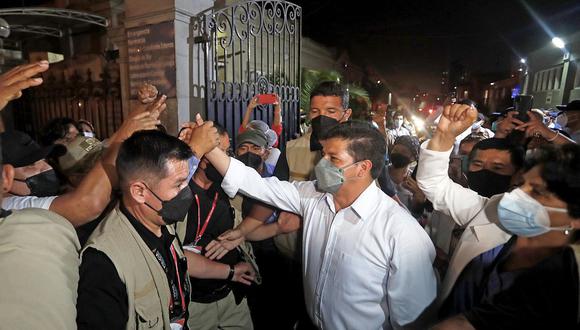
[
  {"left": 497, "top": 188, "right": 570, "bottom": 237},
  {"left": 394, "top": 119, "right": 404, "bottom": 128},
  {"left": 83, "top": 132, "right": 95, "bottom": 138}
]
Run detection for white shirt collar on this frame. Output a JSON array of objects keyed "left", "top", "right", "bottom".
[{"left": 322, "top": 183, "right": 379, "bottom": 221}]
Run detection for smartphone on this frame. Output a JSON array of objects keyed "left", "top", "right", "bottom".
[
  {"left": 513, "top": 95, "right": 533, "bottom": 122},
  {"left": 257, "top": 94, "right": 277, "bottom": 105}
]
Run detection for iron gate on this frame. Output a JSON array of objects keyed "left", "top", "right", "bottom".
[{"left": 194, "top": 0, "right": 301, "bottom": 148}]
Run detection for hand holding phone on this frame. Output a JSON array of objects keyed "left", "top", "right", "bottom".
[
  {"left": 513, "top": 95, "right": 533, "bottom": 122},
  {"left": 257, "top": 93, "right": 277, "bottom": 105}
]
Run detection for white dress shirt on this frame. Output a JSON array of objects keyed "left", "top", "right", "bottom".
[
  {"left": 416, "top": 141, "right": 512, "bottom": 304},
  {"left": 221, "top": 158, "right": 437, "bottom": 329}
]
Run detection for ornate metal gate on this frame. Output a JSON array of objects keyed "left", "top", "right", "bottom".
[{"left": 194, "top": 0, "right": 301, "bottom": 147}]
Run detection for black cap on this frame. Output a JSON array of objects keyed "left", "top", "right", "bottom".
[
  {"left": 556, "top": 100, "right": 580, "bottom": 112},
  {"left": 1, "top": 131, "right": 65, "bottom": 168}
]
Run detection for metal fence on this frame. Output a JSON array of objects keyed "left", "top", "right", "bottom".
[
  {"left": 24, "top": 68, "right": 123, "bottom": 140},
  {"left": 194, "top": 0, "right": 302, "bottom": 147}
]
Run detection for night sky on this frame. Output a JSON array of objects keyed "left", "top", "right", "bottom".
[{"left": 293, "top": 0, "right": 580, "bottom": 92}]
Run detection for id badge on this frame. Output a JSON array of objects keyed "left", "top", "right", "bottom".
[
  {"left": 170, "top": 318, "right": 185, "bottom": 330},
  {"left": 183, "top": 245, "right": 202, "bottom": 254}
]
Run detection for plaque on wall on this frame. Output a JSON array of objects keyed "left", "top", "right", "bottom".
[{"left": 127, "top": 21, "right": 176, "bottom": 99}]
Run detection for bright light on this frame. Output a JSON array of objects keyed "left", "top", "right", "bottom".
[
  {"left": 520, "top": 58, "right": 526, "bottom": 64},
  {"left": 428, "top": 109, "right": 434, "bottom": 114},
  {"left": 490, "top": 82, "right": 495, "bottom": 86},
  {"left": 412, "top": 116, "right": 425, "bottom": 131},
  {"left": 377, "top": 80, "right": 381, "bottom": 84},
  {"left": 552, "top": 37, "right": 565, "bottom": 49}
]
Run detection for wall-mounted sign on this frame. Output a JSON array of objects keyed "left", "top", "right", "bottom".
[{"left": 127, "top": 21, "right": 176, "bottom": 99}]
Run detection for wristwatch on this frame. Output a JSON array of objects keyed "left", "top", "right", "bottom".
[{"left": 226, "top": 264, "right": 235, "bottom": 281}]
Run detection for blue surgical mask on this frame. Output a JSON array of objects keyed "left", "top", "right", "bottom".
[
  {"left": 497, "top": 188, "right": 570, "bottom": 237},
  {"left": 314, "top": 158, "right": 358, "bottom": 193},
  {"left": 491, "top": 121, "right": 498, "bottom": 132}
]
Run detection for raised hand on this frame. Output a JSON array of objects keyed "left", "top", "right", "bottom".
[
  {"left": 514, "top": 110, "right": 556, "bottom": 139},
  {"left": 428, "top": 103, "right": 478, "bottom": 151},
  {"left": 0, "top": 61, "right": 49, "bottom": 111},
  {"left": 248, "top": 96, "right": 259, "bottom": 110},
  {"left": 437, "top": 103, "right": 478, "bottom": 139},
  {"left": 137, "top": 83, "right": 158, "bottom": 104},
  {"left": 144, "top": 95, "right": 167, "bottom": 121},
  {"left": 114, "top": 111, "right": 161, "bottom": 141},
  {"left": 188, "top": 113, "right": 219, "bottom": 159},
  {"left": 231, "top": 262, "right": 256, "bottom": 285},
  {"left": 205, "top": 228, "right": 244, "bottom": 260},
  {"left": 495, "top": 111, "right": 521, "bottom": 138}
]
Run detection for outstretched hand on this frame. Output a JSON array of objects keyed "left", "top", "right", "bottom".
[
  {"left": 205, "top": 228, "right": 245, "bottom": 260},
  {"left": 0, "top": 61, "right": 49, "bottom": 111}
]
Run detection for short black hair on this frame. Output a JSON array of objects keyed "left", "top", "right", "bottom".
[
  {"left": 525, "top": 144, "right": 580, "bottom": 218},
  {"left": 116, "top": 130, "right": 193, "bottom": 189},
  {"left": 468, "top": 138, "right": 525, "bottom": 170},
  {"left": 320, "top": 121, "right": 386, "bottom": 179},
  {"left": 40, "top": 117, "right": 77, "bottom": 146},
  {"left": 310, "top": 81, "right": 349, "bottom": 109}
]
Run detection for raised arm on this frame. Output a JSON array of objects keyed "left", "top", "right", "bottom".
[
  {"left": 51, "top": 97, "right": 166, "bottom": 226},
  {"left": 417, "top": 104, "right": 488, "bottom": 226},
  {"left": 240, "top": 96, "right": 259, "bottom": 130},
  {"left": 0, "top": 61, "right": 49, "bottom": 111}
]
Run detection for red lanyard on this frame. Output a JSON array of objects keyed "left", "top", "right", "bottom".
[
  {"left": 169, "top": 245, "right": 186, "bottom": 310},
  {"left": 193, "top": 192, "right": 219, "bottom": 246}
]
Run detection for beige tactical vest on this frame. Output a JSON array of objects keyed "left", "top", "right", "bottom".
[
  {"left": 285, "top": 131, "right": 321, "bottom": 182},
  {"left": 0, "top": 208, "right": 80, "bottom": 330},
  {"left": 275, "top": 132, "right": 321, "bottom": 259},
  {"left": 83, "top": 206, "right": 189, "bottom": 330}
]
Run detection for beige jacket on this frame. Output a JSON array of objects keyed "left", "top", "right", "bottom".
[
  {"left": 83, "top": 206, "right": 188, "bottom": 330},
  {"left": 0, "top": 208, "right": 80, "bottom": 329}
]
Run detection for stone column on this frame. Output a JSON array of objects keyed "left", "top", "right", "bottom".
[{"left": 122, "top": 0, "right": 213, "bottom": 134}]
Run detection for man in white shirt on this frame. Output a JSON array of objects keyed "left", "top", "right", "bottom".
[
  {"left": 386, "top": 112, "right": 411, "bottom": 151},
  {"left": 206, "top": 121, "right": 437, "bottom": 329}
]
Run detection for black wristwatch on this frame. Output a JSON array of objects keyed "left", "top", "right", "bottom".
[{"left": 226, "top": 264, "right": 235, "bottom": 281}]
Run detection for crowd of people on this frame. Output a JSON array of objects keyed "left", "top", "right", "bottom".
[{"left": 0, "top": 60, "right": 579, "bottom": 330}]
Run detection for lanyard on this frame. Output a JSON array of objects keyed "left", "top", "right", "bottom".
[
  {"left": 153, "top": 245, "right": 185, "bottom": 314},
  {"left": 169, "top": 245, "right": 187, "bottom": 310},
  {"left": 193, "top": 192, "right": 219, "bottom": 246}
]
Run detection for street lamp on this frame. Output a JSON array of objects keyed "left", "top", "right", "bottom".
[{"left": 552, "top": 37, "right": 565, "bottom": 49}]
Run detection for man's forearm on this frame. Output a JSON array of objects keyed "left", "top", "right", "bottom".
[
  {"left": 273, "top": 107, "right": 282, "bottom": 127},
  {"left": 205, "top": 147, "right": 231, "bottom": 176},
  {"left": 427, "top": 131, "right": 456, "bottom": 152},
  {"left": 185, "top": 250, "right": 229, "bottom": 279}
]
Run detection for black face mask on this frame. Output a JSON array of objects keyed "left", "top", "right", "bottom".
[
  {"left": 310, "top": 115, "right": 340, "bottom": 151},
  {"left": 14, "top": 169, "right": 60, "bottom": 197},
  {"left": 144, "top": 185, "right": 193, "bottom": 225},
  {"left": 237, "top": 152, "right": 264, "bottom": 172},
  {"left": 204, "top": 163, "right": 223, "bottom": 184},
  {"left": 390, "top": 153, "right": 412, "bottom": 169},
  {"left": 466, "top": 170, "right": 512, "bottom": 198}
]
